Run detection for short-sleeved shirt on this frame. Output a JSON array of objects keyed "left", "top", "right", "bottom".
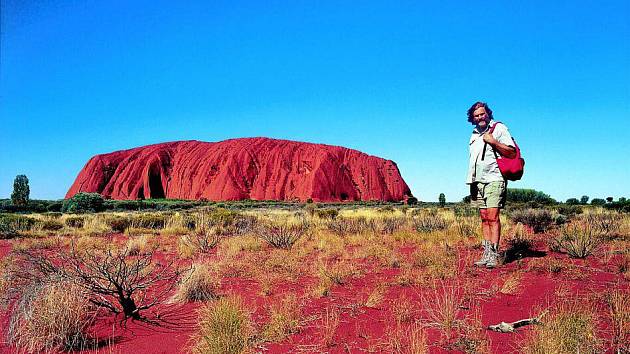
[{"left": 466, "top": 120, "right": 514, "bottom": 184}]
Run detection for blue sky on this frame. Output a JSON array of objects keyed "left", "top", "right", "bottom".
[{"left": 1, "top": 1, "right": 629, "bottom": 202}]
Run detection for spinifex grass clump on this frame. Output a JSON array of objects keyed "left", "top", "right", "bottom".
[
  {"left": 259, "top": 223, "right": 306, "bottom": 249},
  {"left": 509, "top": 208, "right": 554, "bottom": 233},
  {"left": 263, "top": 294, "right": 301, "bottom": 341},
  {"left": 412, "top": 214, "right": 450, "bottom": 233},
  {"left": 552, "top": 222, "right": 601, "bottom": 258},
  {"left": 193, "top": 296, "right": 253, "bottom": 354},
  {"left": 524, "top": 301, "right": 600, "bottom": 354},
  {"left": 6, "top": 278, "right": 94, "bottom": 352},
  {"left": 582, "top": 213, "right": 623, "bottom": 239},
  {"left": 173, "top": 263, "right": 219, "bottom": 302}
]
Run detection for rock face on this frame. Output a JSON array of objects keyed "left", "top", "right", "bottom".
[{"left": 66, "top": 138, "right": 413, "bottom": 202}]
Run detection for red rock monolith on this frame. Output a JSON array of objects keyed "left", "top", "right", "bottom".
[{"left": 66, "top": 138, "right": 413, "bottom": 202}]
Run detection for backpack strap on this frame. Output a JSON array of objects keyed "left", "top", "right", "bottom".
[{"left": 481, "top": 122, "right": 502, "bottom": 161}]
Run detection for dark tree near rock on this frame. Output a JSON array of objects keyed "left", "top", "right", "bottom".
[
  {"left": 11, "top": 175, "right": 29, "bottom": 206},
  {"left": 439, "top": 193, "right": 446, "bottom": 207}
]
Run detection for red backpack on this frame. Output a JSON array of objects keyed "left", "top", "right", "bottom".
[{"left": 482, "top": 122, "right": 525, "bottom": 181}]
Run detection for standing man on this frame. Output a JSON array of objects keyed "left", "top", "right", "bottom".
[{"left": 466, "top": 102, "right": 516, "bottom": 268}]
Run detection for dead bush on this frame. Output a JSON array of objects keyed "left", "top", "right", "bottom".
[{"left": 10, "top": 246, "right": 185, "bottom": 321}]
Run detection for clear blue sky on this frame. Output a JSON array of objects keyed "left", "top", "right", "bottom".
[{"left": 1, "top": 1, "right": 629, "bottom": 202}]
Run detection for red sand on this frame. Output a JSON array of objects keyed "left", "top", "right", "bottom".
[
  {"left": 66, "top": 138, "right": 413, "bottom": 202},
  {"left": 0, "top": 236, "right": 626, "bottom": 353}
]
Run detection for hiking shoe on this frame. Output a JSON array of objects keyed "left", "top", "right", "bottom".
[
  {"left": 486, "top": 244, "right": 500, "bottom": 269},
  {"left": 474, "top": 240, "right": 490, "bottom": 267},
  {"left": 485, "top": 252, "right": 498, "bottom": 268}
]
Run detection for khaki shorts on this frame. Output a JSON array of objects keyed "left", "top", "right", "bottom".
[{"left": 470, "top": 181, "right": 507, "bottom": 209}]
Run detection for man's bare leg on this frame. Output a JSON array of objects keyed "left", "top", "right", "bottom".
[{"left": 485, "top": 207, "right": 501, "bottom": 268}]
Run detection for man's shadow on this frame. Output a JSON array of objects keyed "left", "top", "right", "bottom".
[{"left": 502, "top": 242, "right": 546, "bottom": 264}]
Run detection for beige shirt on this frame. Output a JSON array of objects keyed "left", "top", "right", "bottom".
[{"left": 466, "top": 120, "right": 514, "bottom": 184}]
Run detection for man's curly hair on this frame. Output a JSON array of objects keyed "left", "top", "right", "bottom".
[{"left": 467, "top": 101, "right": 493, "bottom": 124}]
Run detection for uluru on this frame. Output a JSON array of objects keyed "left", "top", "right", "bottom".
[{"left": 66, "top": 137, "right": 413, "bottom": 202}]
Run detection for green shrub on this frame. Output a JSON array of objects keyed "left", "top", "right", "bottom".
[
  {"left": 62, "top": 193, "right": 105, "bottom": 213},
  {"left": 556, "top": 205, "right": 583, "bottom": 218},
  {"left": 46, "top": 202, "right": 63, "bottom": 212},
  {"left": 315, "top": 208, "right": 339, "bottom": 219},
  {"left": 0, "top": 214, "right": 36, "bottom": 232},
  {"left": 507, "top": 188, "right": 556, "bottom": 204},
  {"left": 590, "top": 198, "right": 606, "bottom": 206}
]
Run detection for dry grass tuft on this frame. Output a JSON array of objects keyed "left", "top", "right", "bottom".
[
  {"left": 321, "top": 306, "right": 340, "bottom": 347},
  {"left": 420, "top": 282, "right": 462, "bottom": 342},
  {"left": 263, "top": 293, "right": 301, "bottom": 342},
  {"left": 192, "top": 296, "right": 253, "bottom": 354},
  {"left": 499, "top": 272, "right": 522, "bottom": 295},
  {"left": 391, "top": 294, "right": 416, "bottom": 324},
  {"left": 605, "top": 288, "right": 629, "bottom": 352},
  {"left": 364, "top": 284, "right": 387, "bottom": 308}
]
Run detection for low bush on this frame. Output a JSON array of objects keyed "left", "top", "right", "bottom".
[
  {"left": 128, "top": 213, "right": 167, "bottom": 229},
  {"left": 582, "top": 213, "right": 623, "bottom": 239},
  {"left": 380, "top": 216, "right": 407, "bottom": 234},
  {"left": 556, "top": 205, "right": 583, "bottom": 218},
  {"left": 509, "top": 208, "right": 554, "bottom": 233},
  {"left": 315, "top": 208, "right": 339, "bottom": 220},
  {"left": 193, "top": 296, "right": 253, "bottom": 354},
  {"left": 0, "top": 214, "right": 36, "bottom": 232}
]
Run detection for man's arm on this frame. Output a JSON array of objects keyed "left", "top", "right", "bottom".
[{"left": 483, "top": 133, "right": 517, "bottom": 158}]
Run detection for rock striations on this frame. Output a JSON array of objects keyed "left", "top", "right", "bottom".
[{"left": 66, "top": 138, "right": 413, "bottom": 202}]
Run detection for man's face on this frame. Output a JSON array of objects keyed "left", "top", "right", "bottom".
[{"left": 473, "top": 106, "right": 490, "bottom": 129}]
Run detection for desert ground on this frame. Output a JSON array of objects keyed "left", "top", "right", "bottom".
[{"left": 0, "top": 200, "right": 628, "bottom": 353}]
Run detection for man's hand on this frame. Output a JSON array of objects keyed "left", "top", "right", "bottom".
[{"left": 483, "top": 132, "right": 497, "bottom": 146}]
